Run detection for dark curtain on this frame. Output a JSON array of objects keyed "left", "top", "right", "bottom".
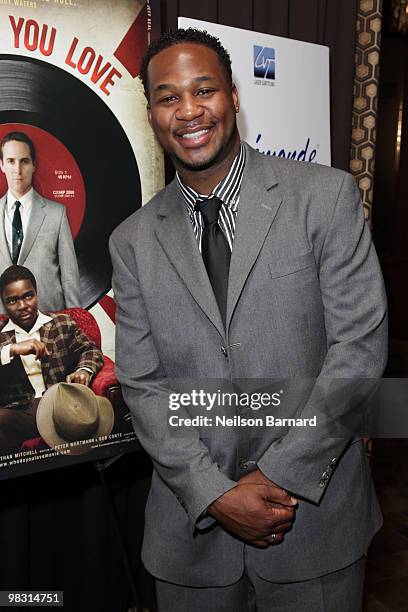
[
  {"left": 161, "top": 0, "right": 358, "bottom": 171},
  {"left": 0, "top": 3, "right": 358, "bottom": 612},
  {"left": 0, "top": 452, "right": 154, "bottom": 612}
]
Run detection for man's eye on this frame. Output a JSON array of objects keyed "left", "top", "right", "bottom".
[
  {"left": 160, "top": 95, "right": 177, "bottom": 104},
  {"left": 197, "top": 89, "right": 214, "bottom": 96},
  {"left": 7, "top": 298, "right": 17, "bottom": 305}
]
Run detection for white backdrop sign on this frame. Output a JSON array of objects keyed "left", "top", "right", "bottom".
[{"left": 179, "top": 18, "right": 331, "bottom": 166}]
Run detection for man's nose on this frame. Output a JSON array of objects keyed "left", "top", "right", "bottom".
[
  {"left": 176, "top": 94, "right": 204, "bottom": 121},
  {"left": 14, "top": 162, "right": 22, "bottom": 174},
  {"left": 16, "top": 299, "right": 27, "bottom": 310}
]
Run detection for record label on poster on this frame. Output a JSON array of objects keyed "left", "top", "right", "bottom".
[{"left": 0, "top": 0, "right": 163, "bottom": 308}]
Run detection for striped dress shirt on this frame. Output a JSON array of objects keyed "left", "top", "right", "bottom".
[{"left": 176, "top": 143, "right": 246, "bottom": 252}]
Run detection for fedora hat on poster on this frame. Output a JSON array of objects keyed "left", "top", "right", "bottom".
[{"left": 36, "top": 382, "right": 114, "bottom": 455}]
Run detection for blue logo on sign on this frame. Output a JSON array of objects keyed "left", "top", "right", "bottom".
[{"left": 253, "top": 45, "right": 276, "bottom": 80}]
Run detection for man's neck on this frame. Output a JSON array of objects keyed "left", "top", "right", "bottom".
[
  {"left": 176, "top": 138, "right": 241, "bottom": 195},
  {"left": 8, "top": 186, "right": 32, "bottom": 201},
  {"left": 14, "top": 313, "right": 39, "bottom": 333}
]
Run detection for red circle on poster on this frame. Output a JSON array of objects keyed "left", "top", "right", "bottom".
[{"left": 0, "top": 123, "right": 85, "bottom": 239}]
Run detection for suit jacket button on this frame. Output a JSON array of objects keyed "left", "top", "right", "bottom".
[{"left": 221, "top": 346, "right": 228, "bottom": 358}]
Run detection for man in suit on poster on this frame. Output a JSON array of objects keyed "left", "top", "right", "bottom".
[
  {"left": 110, "top": 29, "right": 388, "bottom": 611},
  {"left": 0, "top": 131, "right": 80, "bottom": 314},
  {"left": 0, "top": 265, "right": 103, "bottom": 453}
]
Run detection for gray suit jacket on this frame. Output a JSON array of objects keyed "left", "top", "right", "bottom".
[
  {"left": 110, "top": 143, "right": 387, "bottom": 586},
  {"left": 0, "top": 189, "right": 80, "bottom": 313}
]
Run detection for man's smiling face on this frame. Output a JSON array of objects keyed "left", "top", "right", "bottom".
[{"left": 147, "top": 42, "right": 240, "bottom": 176}]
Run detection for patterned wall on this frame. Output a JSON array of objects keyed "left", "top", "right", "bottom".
[{"left": 350, "top": 0, "right": 383, "bottom": 223}]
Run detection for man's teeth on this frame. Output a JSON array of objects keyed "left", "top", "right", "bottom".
[{"left": 181, "top": 129, "right": 209, "bottom": 140}]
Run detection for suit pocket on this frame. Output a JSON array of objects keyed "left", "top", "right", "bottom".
[{"left": 268, "top": 251, "right": 316, "bottom": 279}]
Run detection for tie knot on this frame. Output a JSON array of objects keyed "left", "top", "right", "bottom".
[
  {"left": 14, "top": 201, "right": 21, "bottom": 210},
  {"left": 195, "top": 197, "right": 222, "bottom": 226}
]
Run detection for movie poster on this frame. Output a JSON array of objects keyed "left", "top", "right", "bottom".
[{"left": 0, "top": 0, "right": 162, "bottom": 479}]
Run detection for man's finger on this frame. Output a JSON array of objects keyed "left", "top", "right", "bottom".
[
  {"left": 34, "top": 345, "right": 44, "bottom": 359},
  {"left": 249, "top": 540, "right": 270, "bottom": 549},
  {"left": 262, "top": 485, "right": 297, "bottom": 506},
  {"left": 264, "top": 507, "right": 295, "bottom": 530},
  {"left": 268, "top": 521, "right": 294, "bottom": 534},
  {"left": 32, "top": 341, "right": 49, "bottom": 359},
  {"left": 265, "top": 533, "right": 284, "bottom": 545},
  {"left": 251, "top": 532, "right": 285, "bottom": 547}
]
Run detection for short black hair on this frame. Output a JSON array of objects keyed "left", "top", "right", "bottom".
[
  {"left": 0, "top": 265, "right": 37, "bottom": 300},
  {"left": 140, "top": 28, "right": 232, "bottom": 98},
  {"left": 0, "top": 131, "right": 36, "bottom": 162}
]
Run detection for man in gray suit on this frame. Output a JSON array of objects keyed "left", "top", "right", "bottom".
[
  {"left": 110, "top": 29, "right": 387, "bottom": 611},
  {"left": 0, "top": 131, "right": 80, "bottom": 313}
]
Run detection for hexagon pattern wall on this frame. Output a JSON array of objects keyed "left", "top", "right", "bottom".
[{"left": 350, "top": 0, "right": 382, "bottom": 224}]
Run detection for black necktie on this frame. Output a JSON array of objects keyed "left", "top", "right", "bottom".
[
  {"left": 12, "top": 201, "right": 23, "bottom": 264},
  {"left": 195, "top": 197, "right": 231, "bottom": 326}
]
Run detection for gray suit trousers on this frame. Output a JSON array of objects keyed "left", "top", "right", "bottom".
[{"left": 156, "top": 556, "right": 366, "bottom": 612}]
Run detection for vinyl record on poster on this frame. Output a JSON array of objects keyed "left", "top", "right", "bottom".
[{"left": 0, "top": 54, "right": 142, "bottom": 307}]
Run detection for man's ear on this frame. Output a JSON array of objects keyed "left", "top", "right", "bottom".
[
  {"left": 0, "top": 160, "right": 4, "bottom": 174},
  {"left": 232, "top": 83, "right": 240, "bottom": 113}
]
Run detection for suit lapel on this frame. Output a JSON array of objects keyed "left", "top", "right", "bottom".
[
  {"left": 0, "top": 195, "right": 13, "bottom": 264},
  {"left": 18, "top": 190, "right": 46, "bottom": 265},
  {"left": 226, "top": 145, "right": 283, "bottom": 329},
  {"left": 155, "top": 181, "right": 225, "bottom": 338},
  {"left": 154, "top": 145, "right": 283, "bottom": 337},
  {"left": 39, "top": 319, "right": 54, "bottom": 383}
]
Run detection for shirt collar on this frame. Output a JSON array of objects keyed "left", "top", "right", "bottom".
[
  {"left": 6, "top": 187, "right": 34, "bottom": 212},
  {"left": 2, "top": 310, "right": 52, "bottom": 334},
  {"left": 176, "top": 143, "right": 246, "bottom": 214}
]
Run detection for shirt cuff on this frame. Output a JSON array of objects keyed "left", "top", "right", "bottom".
[
  {"left": 1, "top": 344, "right": 13, "bottom": 365},
  {"left": 75, "top": 366, "right": 95, "bottom": 382},
  {"left": 196, "top": 509, "right": 217, "bottom": 531},
  {"left": 75, "top": 367, "right": 94, "bottom": 375}
]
